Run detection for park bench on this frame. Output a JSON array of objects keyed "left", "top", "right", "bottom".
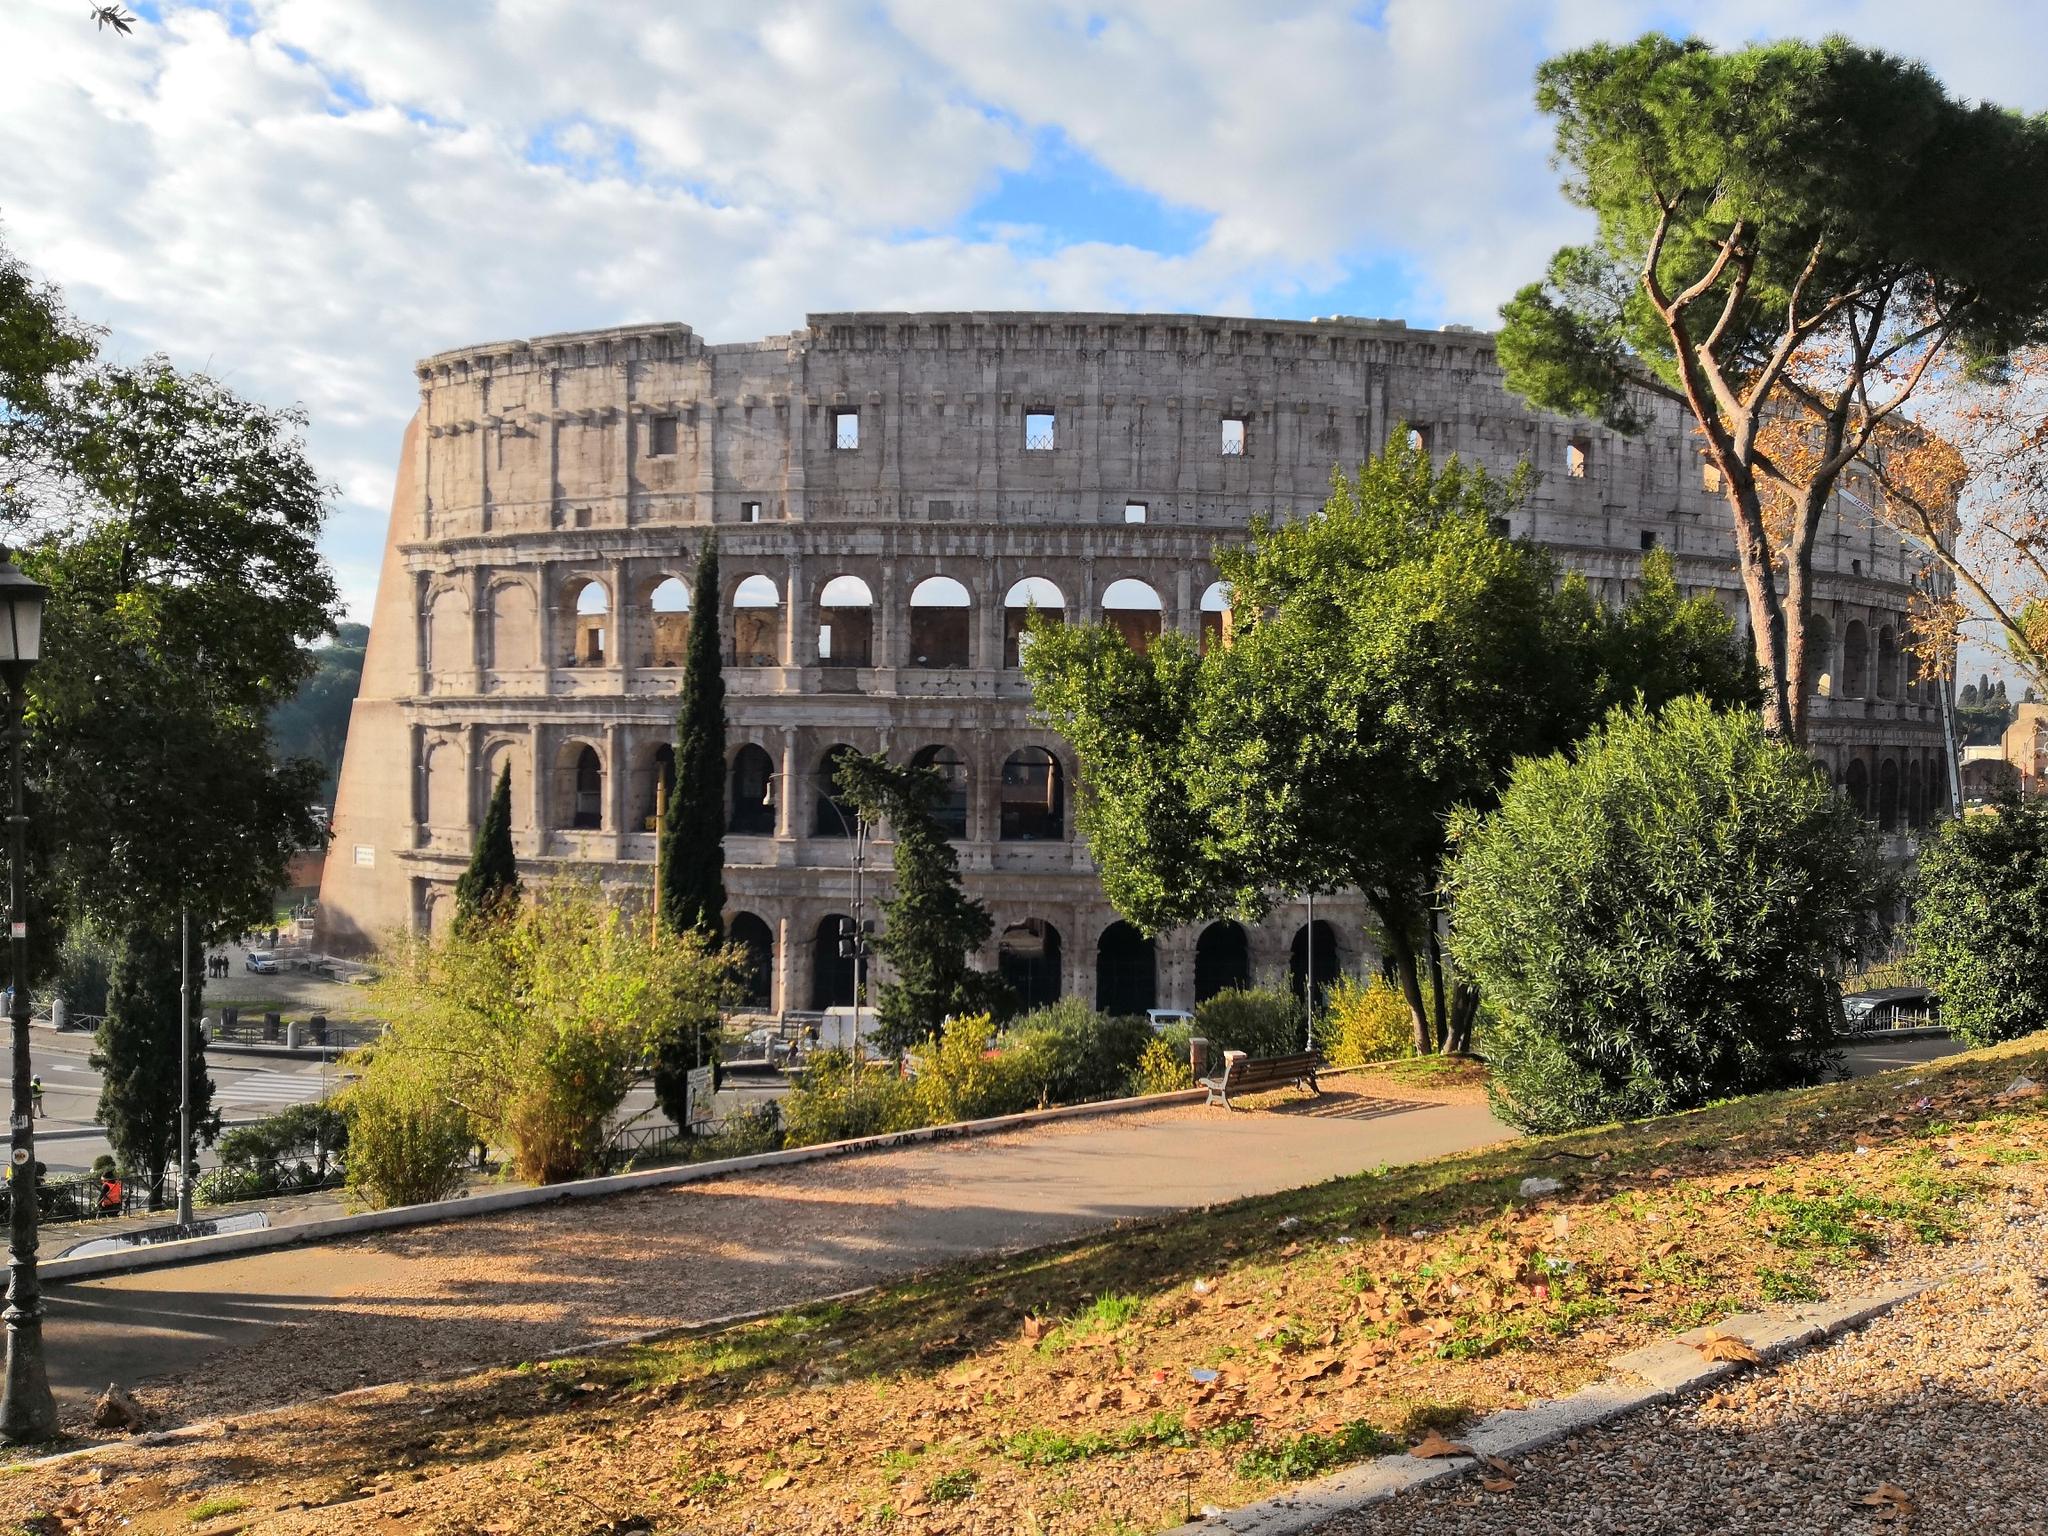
[{"left": 1199, "top": 1049, "right": 1321, "bottom": 1109}]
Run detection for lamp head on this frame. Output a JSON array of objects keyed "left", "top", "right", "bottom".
[{"left": 0, "top": 549, "right": 48, "bottom": 686}]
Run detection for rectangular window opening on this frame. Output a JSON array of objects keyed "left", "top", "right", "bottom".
[
  {"left": 1124, "top": 502, "right": 1148, "bottom": 524},
  {"left": 1565, "top": 437, "right": 1590, "bottom": 479},
  {"left": 1220, "top": 416, "right": 1247, "bottom": 457},
  {"left": 1488, "top": 516, "right": 1511, "bottom": 540},
  {"left": 741, "top": 500, "right": 763, "bottom": 523},
  {"left": 649, "top": 415, "right": 678, "bottom": 457},
  {"left": 1025, "top": 410, "right": 1056, "bottom": 451},
  {"left": 834, "top": 410, "right": 860, "bottom": 450},
  {"left": 1407, "top": 424, "right": 1432, "bottom": 456},
  {"left": 1640, "top": 529, "right": 1658, "bottom": 551}
]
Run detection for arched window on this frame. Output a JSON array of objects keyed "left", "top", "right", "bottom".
[
  {"left": 909, "top": 575, "right": 972, "bottom": 668},
  {"left": 569, "top": 580, "right": 609, "bottom": 667},
  {"left": 818, "top": 574, "right": 874, "bottom": 667},
  {"left": 1290, "top": 921, "right": 1337, "bottom": 1008},
  {"left": 1194, "top": 921, "right": 1251, "bottom": 1003},
  {"left": 728, "top": 744, "right": 775, "bottom": 835},
  {"left": 999, "top": 748, "right": 1063, "bottom": 841},
  {"left": 1878, "top": 757, "right": 1900, "bottom": 832},
  {"left": 1101, "top": 578, "right": 1164, "bottom": 654},
  {"left": 732, "top": 575, "right": 782, "bottom": 667},
  {"left": 1199, "top": 581, "right": 1233, "bottom": 655},
  {"left": 1803, "top": 611, "right": 1832, "bottom": 698},
  {"left": 556, "top": 743, "right": 603, "bottom": 830},
  {"left": 1876, "top": 627, "right": 1898, "bottom": 699},
  {"left": 642, "top": 743, "right": 675, "bottom": 830},
  {"left": 1096, "top": 921, "right": 1157, "bottom": 1016},
  {"left": 999, "top": 920, "right": 1062, "bottom": 1010},
  {"left": 811, "top": 915, "right": 855, "bottom": 1009},
  {"left": 1844, "top": 759, "right": 1870, "bottom": 817},
  {"left": 911, "top": 744, "right": 969, "bottom": 839},
  {"left": 422, "top": 740, "right": 463, "bottom": 829},
  {"left": 730, "top": 912, "right": 774, "bottom": 1010},
  {"left": 1842, "top": 620, "right": 1870, "bottom": 698},
  {"left": 1906, "top": 758, "right": 1925, "bottom": 829},
  {"left": 1004, "top": 577, "right": 1066, "bottom": 668},
  {"left": 815, "top": 744, "right": 859, "bottom": 837},
  {"left": 649, "top": 577, "right": 690, "bottom": 668}
]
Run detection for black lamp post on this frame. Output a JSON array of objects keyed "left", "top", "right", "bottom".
[{"left": 0, "top": 551, "right": 54, "bottom": 1443}]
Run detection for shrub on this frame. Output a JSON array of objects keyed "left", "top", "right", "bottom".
[
  {"left": 208, "top": 1101, "right": 350, "bottom": 1200},
  {"left": 1912, "top": 795, "right": 2048, "bottom": 1046},
  {"left": 1001, "top": 999, "right": 1154, "bottom": 1106},
  {"left": 781, "top": 1049, "right": 918, "bottom": 1146},
  {"left": 1447, "top": 698, "right": 1889, "bottom": 1133},
  {"left": 1317, "top": 976, "right": 1412, "bottom": 1066},
  {"left": 368, "top": 881, "right": 733, "bottom": 1183},
  {"left": 341, "top": 1070, "right": 473, "bottom": 1209},
  {"left": 908, "top": 1013, "right": 1039, "bottom": 1123},
  {"left": 1194, "top": 986, "right": 1306, "bottom": 1059},
  {"left": 1131, "top": 1035, "right": 1195, "bottom": 1095}
]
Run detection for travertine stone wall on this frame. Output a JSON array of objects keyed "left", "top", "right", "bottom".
[{"left": 319, "top": 312, "right": 1949, "bottom": 1012}]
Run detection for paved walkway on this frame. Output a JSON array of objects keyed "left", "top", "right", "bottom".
[{"left": 40, "top": 1088, "right": 1507, "bottom": 1429}]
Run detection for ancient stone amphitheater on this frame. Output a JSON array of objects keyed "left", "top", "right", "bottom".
[{"left": 318, "top": 311, "right": 1949, "bottom": 1015}]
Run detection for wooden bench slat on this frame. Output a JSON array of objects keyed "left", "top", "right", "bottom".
[{"left": 1198, "top": 1049, "right": 1323, "bottom": 1109}]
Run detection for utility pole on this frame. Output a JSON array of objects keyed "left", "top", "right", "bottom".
[
  {"left": 1304, "top": 891, "right": 1315, "bottom": 1053},
  {"left": 177, "top": 904, "right": 193, "bottom": 1227},
  {"left": 651, "top": 775, "right": 666, "bottom": 947}
]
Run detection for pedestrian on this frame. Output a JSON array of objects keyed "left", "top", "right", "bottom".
[{"left": 28, "top": 1074, "right": 42, "bottom": 1119}]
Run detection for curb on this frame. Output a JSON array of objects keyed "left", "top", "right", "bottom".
[
  {"left": 40, "top": 1085, "right": 1208, "bottom": 1284},
  {"left": 1158, "top": 1280, "right": 1928, "bottom": 1534}
]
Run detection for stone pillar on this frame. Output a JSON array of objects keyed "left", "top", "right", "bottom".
[
  {"left": 784, "top": 553, "right": 809, "bottom": 668},
  {"left": 532, "top": 722, "right": 554, "bottom": 848},
  {"left": 777, "top": 726, "right": 800, "bottom": 840},
  {"left": 610, "top": 557, "right": 633, "bottom": 688},
  {"left": 775, "top": 913, "right": 798, "bottom": 1016},
  {"left": 605, "top": 722, "right": 627, "bottom": 847}
]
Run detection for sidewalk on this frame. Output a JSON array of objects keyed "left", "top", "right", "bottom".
[{"left": 40, "top": 1085, "right": 1508, "bottom": 1430}]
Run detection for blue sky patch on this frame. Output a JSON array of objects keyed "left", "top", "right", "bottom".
[{"left": 963, "top": 128, "right": 1210, "bottom": 256}]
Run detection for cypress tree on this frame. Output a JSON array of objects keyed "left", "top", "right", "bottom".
[
  {"left": 92, "top": 920, "right": 218, "bottom": 1205},
  {"left": 454, "top": 761, "right": 521, "bottom": 927},
  {"left": 661, "top": 539, "right": 726, "bottom": 944}
]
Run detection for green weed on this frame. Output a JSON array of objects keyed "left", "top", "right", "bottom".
[{"left": 1236, "top": 1420, "right": 1398, "bottom": 1482}]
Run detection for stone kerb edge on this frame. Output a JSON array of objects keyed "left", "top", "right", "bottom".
[
  {"left": 1155, "top": 1280, "right": 1929, "bottom": 1535},
  {"left": 41, "top": 1086, "right": 1209, "bottom": 1284}
]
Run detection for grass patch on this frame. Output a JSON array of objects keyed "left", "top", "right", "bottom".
[
  {"left": 188, "top": 1495, "right": 249, "bottom": 1521},
  {"left": 925, "top": 1468, "right": 977, "bottom": 1503},
  {"left": 1236, "top": 1419, "right": 1400, "bottom": 1482}
]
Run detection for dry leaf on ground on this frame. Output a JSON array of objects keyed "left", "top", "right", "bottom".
[
  {"left": 1694, "top": 1332, "right": 1763, "bottom": 1363},
  {"left": 1409, "top": 1429, "right": 1473, "bottom": 1459},
  {"left": 1855, "top": 1481, "right": 1916, "bottom": 1520}
]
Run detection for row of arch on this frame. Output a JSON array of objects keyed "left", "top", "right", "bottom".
[
  {"left": 1838, "top": 754, "right": 1948, "bottom": 832},
  {"left": 430, "top": 570, "right": 1235, "bottom": 676},
  {"left": 742, "top": 913, "right": 1340, "bottom": 1015},
  {"left": 1802, "top": 614, "right": 1928, "bottom": 703}
]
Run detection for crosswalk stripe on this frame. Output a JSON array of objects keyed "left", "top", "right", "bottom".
[{"left": 212, "top": 1071, "right": 334, "bottom": 1106}]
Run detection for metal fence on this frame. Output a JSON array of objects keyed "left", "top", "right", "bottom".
[
  {"left": 6, "top": 1156, "right": 347, "bottom": 1228},
  {"left": 209, "top": 1009, "right": 381, "bottom": 1050}
]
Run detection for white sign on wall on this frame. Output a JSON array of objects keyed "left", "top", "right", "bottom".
[{"left": 354, "top": 845, "right": 375, "bottom": 867}]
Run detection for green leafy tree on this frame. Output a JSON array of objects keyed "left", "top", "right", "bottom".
[
  {"left": 835, "top": 752, "right": 1012, "bottom": 1054},
  {"left": 91, "top": 922, "right": 218, "bottom": 1202},
  {"left": 661, "top": 539, "right": 726, "bottom": 943},
  {"left": 268, "top": 622, "right": 367, "bottom": 803},
  {"left": 453, "top": 761, "right": 520, "bottom": 927},
  {"left": 1498, "top": 34, "right": 2048, "bottom": 743},
  {"left": 368, "top": 881, "right": 731, "bottom": 1183},
  {"left": 1911, "top": 794, "right": 2048, "bottom": 1047},
  {"left": 1447, "top": 698, "right": 1888, "bottom": 1132},
  {"left": 1025, "top": 436, "right": 1751, "bottom": 1055}
]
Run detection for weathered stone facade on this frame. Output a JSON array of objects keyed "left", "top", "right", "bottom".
[{"left": 318, "top": 311, "right": 1949, "bottom": 1011}]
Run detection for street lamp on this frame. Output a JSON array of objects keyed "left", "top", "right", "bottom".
[
  {"left": 760, "top": 769, "right": 870, "bottom": 1036},
  {"left": 0, "top": 551, "right": 55, "bottom": 1443}
]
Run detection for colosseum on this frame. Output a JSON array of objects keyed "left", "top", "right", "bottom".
[{"left": 317, "top": 310, "right": 1952, "bottom": 1014}]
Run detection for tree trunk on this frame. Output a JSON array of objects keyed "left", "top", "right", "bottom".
[
  {"left": 1425, "top": 915, "right": 1450, "bottom": 1055},
  {"left": 1445, "top": 981, "right": 1481, "bottom": 1055},
  {"left": 1371, "top": 895, "right": 1434, "bottom": 1054}
]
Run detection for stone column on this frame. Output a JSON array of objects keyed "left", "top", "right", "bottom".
[
  {"left": 777, "top": 726, "right": 800, "bottom": 840},
  {"left": 605, "top": 722, "right": 627, "bottom": 850},
  {"left": 775, "top": 913, "right": 798, "bottom": 1017}
]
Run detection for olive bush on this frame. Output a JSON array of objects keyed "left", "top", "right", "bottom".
[{"left": 1911, "top": 795, "right": 2048, "bottom": 1046}]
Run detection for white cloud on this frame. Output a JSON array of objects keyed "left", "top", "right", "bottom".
[{"left": 2, "top": 0, "right": 2046, "bottom": 618}]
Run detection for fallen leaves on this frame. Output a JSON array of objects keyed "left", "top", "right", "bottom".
[
  {"left": 1478, "top": 1453, "right": 1520, "bottom": 1493},
  {"left": 1855, "top": 1481, "right": 1916, "bottom": 1521},
  {"left": 1694, "top": 1333, "right": 1763, "bottom": 1364},
  {"left": 1408, "top": 1429, "right": 1473, "bottom": 1459}
]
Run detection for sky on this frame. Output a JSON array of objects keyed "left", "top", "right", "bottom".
[{"left": 4, "top": 0, "right": 2048, "bottom": 622}]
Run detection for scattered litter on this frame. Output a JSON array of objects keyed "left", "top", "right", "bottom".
[
  {"left": 1911, "top": 1097, "right": 1933, "bottom": 1112},
  {"left": 1276, "top": 1216, "right": 1302, "bottom": 1233},
  {"left": 1999, "top": 1076, "right": 2042, "bottom": 1100},
  {"left": 1518, "top": 1176, "right": 1563, "bottom": 1198},
  {"left": 1198, "top": 1506, "right": 1225, "bottom": 1520},
  {"left": 1189, "top": 1368, "right": 1220, "bottom": 1385},
  {"left": 1409, "top": 1228, "right": 1434, "bottom": 1239},
  {"left": 1335, "top": 1234, "right": 1356, "bottom": 1245},
  {"left": 1855, "top": 1145, "right": 1873, "bottom": 1156},
  {"left": 1190, "top": 1277, "right": 1214, "bottom": 1295}
]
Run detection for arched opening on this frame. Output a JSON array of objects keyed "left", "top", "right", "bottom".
[
  {"left": 1289, "top": 921, "right": 1337, "bottom": 1007},
  {"left": 1004, "top": 577, "right": 1066, "bottom": 668},
  {"left": 909, "top": 575, "right": 972, "bottom": 668},
  {"left": 728, "top": 743, "right": 775, "bottom": 835},
  {"left": 1906, "top": 758, "right": 1924, "bottom": 828},
  {"left": 1878, "top": 757, "right": 1900, "bottom": 832},
  {"left": 1194, "top": 921, "right": 1251, "bottom": 1002},
  {"left": 1802, "top": 611, "right": 1832, "bottom": 698},
  {"left": 815, "top": 744, "right": 859, "bottom": 837},
  {"left": 818, "top": 574, "right": 874, "bottom": 667},
  {"left": 1904, "top": 638, "right": 1922, "bottom": 701},
  {"left": 732, "top": 574, "right": 782, "bottom": 667},
  {"left": 642, "top": 743, "right": 675, "bottom": 831},
  {"left": 648, "top": 577, "right": 690, "bottom": 668},
  {"left": 910, "top": 744, "right": 969, "bottom": 839},
  {"left": 480, "top": 742, "right": 525, "bottom": 833},
  {"left": 1876, "top": 626, "right": 1898, "bottom": 699},
  {"left": 423, "top": 740, "right": 463, "bottom": 829},
  {"left": 1101, "top": 578, "right": 1164, "bottom": 655},
  {"left": 730, "top": 912, "right": 774, "bottom": 1010},
  {"left": 811, "top": 915, "right": 855, "bottom": 1009},
  {"left": 999, "top": 748, "right": 1063, "bottom": 841},
  {"left": 1842, "top": 620, "right": 1870, "bottom": 698},
  {"left": 555, "top": 742, "right": 603, "bottom": 830},
  {"left": 568, "top": 580, "right": 609, "bottom": 666},
  {"left": 1199, "top": 581, "right": 1233, "bottom": 655},
  {"left": 1844, "top": 759, "right": 1870, "bottom": 817},
  {"left": 1096, "top": 921, "right": 1158, "bottom": 1016},
  {"left": 998, "top": 919, "right": 1062, "bottom": 1011}
]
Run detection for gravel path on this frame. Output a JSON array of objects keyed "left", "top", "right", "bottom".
[{"left": 1313, "top": 1168, "right": 2048, "bottom": 1536}]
